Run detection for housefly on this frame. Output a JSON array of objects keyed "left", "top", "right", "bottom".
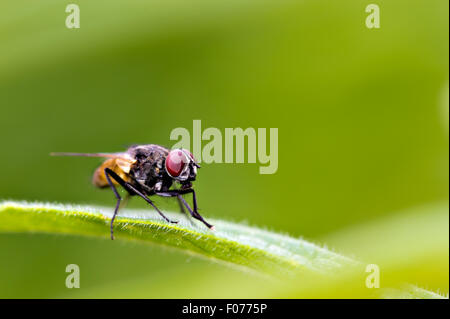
[{"left": 51, "top": 144, "right": 214, "bottom": 240}]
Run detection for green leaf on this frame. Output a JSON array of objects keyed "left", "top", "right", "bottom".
[
  {"left": 0, "top": 200, "right": 354, "bottom": 278},
  {"left": 0, "top": 200, "right": 446, "bottom": 299}
]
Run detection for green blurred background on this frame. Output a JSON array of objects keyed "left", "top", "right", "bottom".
[{"left": 0, "top": 0, "right": 448, "bottom": 298}]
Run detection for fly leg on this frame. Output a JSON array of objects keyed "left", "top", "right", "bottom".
[
  {"left": 178, "top": 193, "right": 214, "bottom": 230},
  {"left": 156, "top": 190, "right": 195, "bottom": 226},
  {"left": 155, "top": 189, "right": 214, "bottom": 230},
  {"left": 176, "top": 196, "right": 197, "bottom": 227},
  {"left": 177, "top": 196, "right": 187, "bottom": 215},
  {"left": 104, "top": 168, "right": 123, "bottom": 240},
  {"left": 104, "top": 168, "right": 178, "bottom": 240},
  {"left": 157, "top": 190, "right": 188, "bottom": 217}
]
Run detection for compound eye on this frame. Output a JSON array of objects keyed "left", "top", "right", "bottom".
[
  {"left": 182, "top": 149, "right": 196, "bottom": 162},
  {"left": 165, "top": 150, "right": 188, "bottom": 178}
]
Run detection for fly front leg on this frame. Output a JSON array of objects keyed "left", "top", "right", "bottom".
[
  {"left": 178, "top": 194, "right": 214, "bottom": 230},
  {"left": 155, "top": 189, "right": 214, "bottom": 230},
  {"left": 158, "top": 190, "right": 196, "bottom": 226}
]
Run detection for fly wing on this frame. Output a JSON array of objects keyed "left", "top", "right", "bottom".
[
  {"left": 51, "top": 151, "right": 136, "bottom": 171},
  {"left": 51, "top": 152, "right": 136, "bottom": 188},
  {"left": 50, "top": 152, "right": 132, "bottom": 161}
]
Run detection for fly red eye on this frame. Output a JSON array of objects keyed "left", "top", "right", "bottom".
[
  {"left": 182, "top": 149, "right": 196, "bottom": 162},
  {"left": 165, "top": 150, "right": 188, "bottom": 178}
]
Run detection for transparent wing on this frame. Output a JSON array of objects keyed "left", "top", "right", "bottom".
[{"left": 50, "top": 152, "right": 134, "bottom": 163}]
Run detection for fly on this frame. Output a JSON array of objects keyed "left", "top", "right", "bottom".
[{"left": 51, "top": 144, "right": 214, "bottom": 239}]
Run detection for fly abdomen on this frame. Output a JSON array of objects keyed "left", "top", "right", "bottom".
[{"left": 93, "top": 158, "right": 132, "bottom": 188}]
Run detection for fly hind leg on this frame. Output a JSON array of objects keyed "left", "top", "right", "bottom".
[
  {"left": 104, "top": 168, "right": 123, "bottom": 240},
  {"left": 104, "top": 168, "right": 178, "bottom": 240}
]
